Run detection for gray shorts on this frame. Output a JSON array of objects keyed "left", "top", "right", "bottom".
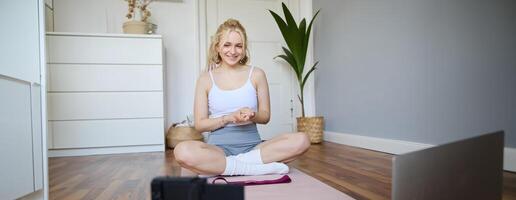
[{"left": 206, "top": 123, "right": 262, "bottom": 156}]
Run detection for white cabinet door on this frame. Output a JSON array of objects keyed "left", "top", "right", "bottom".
[
  {"left": 0, "top": 79, "right": 36, "bottom": 199},
  {"left": 0, "top": 0, "right": 44, "bottom": 199},
  {"left": 0, "top": 0, "right": 41, "bottom": 83}
]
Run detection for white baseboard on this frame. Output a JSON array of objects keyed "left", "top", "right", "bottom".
[
  {"left": 324, "top": 131, "right": 516, "bottom": 172},
  {"left": 324, "top": 131, "right": 433, "bottom": 154},
  {"left": 18, "top": 190, "right": 43, "bottom": 200},
  {"left": 48, "top": 144, "right": 165, "bottom": 157}
]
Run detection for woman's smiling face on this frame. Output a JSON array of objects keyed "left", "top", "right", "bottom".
[{"left": 217, "top": 30, "right": 244, "bottom": 67}]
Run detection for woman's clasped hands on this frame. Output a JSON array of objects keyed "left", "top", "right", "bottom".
[{"left": 224, "top": 107, "right": 255, "bottom": 124}]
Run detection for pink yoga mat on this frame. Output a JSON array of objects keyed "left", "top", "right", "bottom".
[{"left": 208, "top": 168, "right": 355, "bottom": 200}]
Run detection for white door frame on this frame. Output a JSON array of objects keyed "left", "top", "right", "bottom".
[
  {"left": 38, "top": 0, "right": 50, "bottom": 199},
  {"left": 193, "top": 0, "right": 316, "bottom": 130}
]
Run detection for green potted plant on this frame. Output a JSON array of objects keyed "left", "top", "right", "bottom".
[{"left": 269, "top": 3, "right": 323, "bottom": 143}]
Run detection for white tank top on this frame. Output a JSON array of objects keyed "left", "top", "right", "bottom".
[{"left": 208, "top": 66, "right": 258, "bottom": 126}]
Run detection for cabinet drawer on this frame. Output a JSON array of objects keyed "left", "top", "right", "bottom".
[
  {"left": 48, "top": 64, "right": 163, "bottom": 92},
  {"left": 48, "top": 92, "right": 163, "bottom": 120},
  {"left": 50, "top": 118, "right": 164, "bottom": 149},
  {"left": 47, "top": 35, "right": 162, "bottom": 64}
]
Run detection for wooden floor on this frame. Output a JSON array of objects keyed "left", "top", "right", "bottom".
[{"left": 49, "top": 142, "right": 516, "bottom": 200}]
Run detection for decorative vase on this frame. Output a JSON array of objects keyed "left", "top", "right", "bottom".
[
  {"left": 133, "top": 8, "right": 143, "bottom": 22},
  {"left": 123, "top": 21, "right": 148, "bottom": 34},
  {"left": 297, "top": 116, "right": 324, "bottom": 144}
]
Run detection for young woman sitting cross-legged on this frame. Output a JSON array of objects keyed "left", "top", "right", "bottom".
[{"left": 173, "top": 19, "right": 310, "bottom": 176}]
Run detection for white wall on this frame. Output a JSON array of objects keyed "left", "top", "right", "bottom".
[
  {"left": 313, "top": 0, "right": 516, "bottom": 147},
  {"left": 52, "top": 0, "right": 198, "bottom": 129}
]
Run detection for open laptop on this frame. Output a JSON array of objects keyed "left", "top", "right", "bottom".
[{"left": 392, "top": 131, "right": 504, "bottom": 200}]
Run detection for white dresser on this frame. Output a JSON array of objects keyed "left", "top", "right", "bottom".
[{"left": 46, "top": 32, "right": 165, "bottom": 157}]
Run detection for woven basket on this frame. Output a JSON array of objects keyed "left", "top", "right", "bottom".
[
  {"left": 166, "top": 126, "right": 204, "bottom": 148},
  {"left": 297, "top": 116, "right": 324, "bottom": 144},
  {"left": 123, "top": 21, "right": 148, "bottom": 34}
]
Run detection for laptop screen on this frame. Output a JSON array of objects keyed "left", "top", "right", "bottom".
[{"left": 392, "top": 131, "right": 504, "bottom": 200}]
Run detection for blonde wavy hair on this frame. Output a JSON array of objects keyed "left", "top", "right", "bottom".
[{"left": 206, "top": 19, "right": 250, "bottom": 70}]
